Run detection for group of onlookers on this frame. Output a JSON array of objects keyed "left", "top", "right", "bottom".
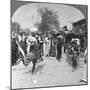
[{"left": 11, "top": 30, "right": 87, "bottom": 82}]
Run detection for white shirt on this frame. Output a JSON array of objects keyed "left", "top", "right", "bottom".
[{"left": 27, "top": 35, "right": 37, "bottom": 45}]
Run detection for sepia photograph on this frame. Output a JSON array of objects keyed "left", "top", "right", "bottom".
[{"left": 11, "top": 0, "right": 88, "bottom": 89}]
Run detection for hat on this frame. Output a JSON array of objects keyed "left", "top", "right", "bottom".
[
  {"left": 30, "top": 27, "right": 38, "bottom": 32},
  {"left": 66, "top": 22, "right": 73, "bottom": 31}
]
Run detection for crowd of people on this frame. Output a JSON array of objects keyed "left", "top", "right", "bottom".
[
  {"left": 12, "top": 31, "right": 65, "bottom": 63},
  {"left": 11, "top": 25, "right": 87, "bottom": 83}
]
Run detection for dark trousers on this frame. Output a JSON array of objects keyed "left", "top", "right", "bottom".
[
  {"left": 72, "top": 53, "right": 78, "bottom": 69},
  {"left": 40, "top": 44, "right": 43, "bottom": 56},
  {"left": 56, "top": 45, "right": 62, "bottom": 60},
  {"left": 32, "top": 59, "right": 37, "bottom": 74}
]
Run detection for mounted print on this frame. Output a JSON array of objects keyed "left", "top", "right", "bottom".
[{"left": 11, "top": 0, "right": 88, "bottom": 89}]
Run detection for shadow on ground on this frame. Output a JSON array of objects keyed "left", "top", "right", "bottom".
[{"left": 25, "top": 64, "right": 46, "bottom": 75}]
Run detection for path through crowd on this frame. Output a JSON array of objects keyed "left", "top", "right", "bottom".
[{"left": 12, "top": 52, "right": 85, "bottom": 89}]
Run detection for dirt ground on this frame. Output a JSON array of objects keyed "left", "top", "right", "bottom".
[{"left": 12, "top": 53, "right": 86, "bottom": 89}]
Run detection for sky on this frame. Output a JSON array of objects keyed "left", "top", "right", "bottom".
[{"left": 12, "top": 3, "right": 85, "bottom": 31}]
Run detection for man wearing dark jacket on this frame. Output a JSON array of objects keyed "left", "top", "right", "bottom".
[{"left": 56, "top": 35, "right": 63, "bottom": 61}]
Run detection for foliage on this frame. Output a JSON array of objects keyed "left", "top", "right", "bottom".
[
  {"left": 38, "top": 7, "right": 60, "bottom": 33},
  {"left": 11, "top": 22, "right": 21, "bottom": 34}
]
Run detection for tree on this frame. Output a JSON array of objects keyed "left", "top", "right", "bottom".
[
  {"left": 11, "top": 22, "right": 21, "bottom": 34},
  {"left": 38, "top": 7, "right": 60, "bottom": 33}
]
